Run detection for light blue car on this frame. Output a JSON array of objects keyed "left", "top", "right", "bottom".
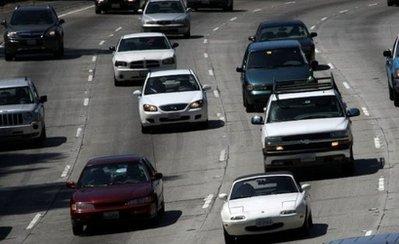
[{"left": 383, "top": 40, "right": 399, "bottom": 106}]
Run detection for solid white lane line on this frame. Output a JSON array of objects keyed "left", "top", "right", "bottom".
[
  {"left": 76, "top": 127, "right": 83, "bottom": 138},
  {"left": 315, "top": 48, "right": 320, "bottom": 54},
  {"left": 83, "top": 98, "right": 89, "bottom": 106},
  {"left": 253, "top": 8, "right": 262, "bottom": 12},
  {"left": 361, "top": 107, "right": 369, "bottom": 116},
  {"left": 310, "top": 25, "right": 316, "bottom": 30},
  {"left": 99, "top": 40, "right": 105, "bottom": 46},
  {"left": 378, "top": 177, "right": 385, "bottom": 191},
  {"left": 202, "top": 194, "right": 214, "bottom": 209},
  {"left": 374, "top": 137, "right": 381, "bottom": 149},
  {"left": 213, "top": 27, "right": 219, "bottom": 31},
  {"left": 339, "top": 9, "right": 349, "bottom": 14},
  {"left": 365, "top": 230, "right": 373, "bottom": 236},
  {"left": 203, "top": 39, "right": 208, "bottom": 44},
  {"left": 342, "top": 82, "right": 350, "bottom": 89},
  {"left": 328, "top": 63, "right": 335, "bottom": 69},
  {"left": 88, "top": 74, "right": 93, "bottom": 82},
  {"left": 92, "top": 55, "right": 97, "bottom": 62},
  {"left": 230, "top": 17, "right": 237, "bottom": 21},
  {"left": 213, "top": 90, "right": 220, "bottom": 98},
  {"left": 115, "top": 27, "right": 122, "bottom": 32},
  {"left": 27, "top": 213, "right": 42, "bottom": 230},
  {"left": 368, "top": 3, "right": 378, "bottom": 6},
  {"left": 61, "top": 165, "right": 71, "bottom": 178},
  {"left": 208, "top": 69, "right": 214, "bottom": 76},
  {"left": 321, "top": 17, "right": 328, "bottom": 21},
  {"left": 204, "top": 53, "right": 209, "bottom": 58},
  {"left": 58, "top": 5, "right": 94, "bottom": 18}
]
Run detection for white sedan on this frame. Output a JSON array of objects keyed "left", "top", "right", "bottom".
[
  {"left": 133, "top": 69, "right": 211, "bottom": 133},
  {"left": 219, "top": 172, "right": 312, "bottom": 243},
  {"left": 110, "top": 32, "right": 178, "bottom": 86}
]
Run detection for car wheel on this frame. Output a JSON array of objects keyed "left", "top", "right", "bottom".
[
  {"left": 223, "top": 0, "right": 233, "bottom": 11},
  {"left": 301, "top": 211, "right": 313, "bottom": 235},
  {"left": 342, "top": 147, "right": 355, "bottom": 175},
  {"left": 4, "top": 49, "right": 14, "bottom": 61},
  {"left": 394, "top": 89, "right": 399, "bottom": 107},
  {"left": 245, "top": 103, "right": 254, "bottom": 112},
  {"left": 223, "top": 228, "right": 236, "bottom": 244},
  {"left": 184, "top": 29, "right": 191, "bottom": 38},
  {"left": 388, "top": 0, "right": 394, "bottom": 6},
  {"left": 159, "top": 201, "right": 165, "bottom": 216},
  {"left": 95, "top": 6, "right": 101, "bottom": 14},
  {"left": 54, "top": 41, "right": 64, "bottom": 58},
  {"left": 36, "top": 126, "right": 47, "bottom": 144},
  {"left": 114, "top": 77, "right": 120, "bottom": 86},
  {"left": 198, "top": 120, "right": 208, "bottom": 129},
  {"left": 141, "top": 125, "right": 151, "bottom": 134},
  {"left": 72, "top": 221, "right": 84, "bottom": 236},
  {"left": 389, "top": 83, "right": 394, "bottom": 101}
]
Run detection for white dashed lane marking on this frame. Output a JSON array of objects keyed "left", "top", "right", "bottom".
[
  {"left": 83, "top": 98, "right": 89, "bottom": 106},
  {"left": 310, "top": 25, "right": 316, "bottom": 30},
  {"left": 342, "top": 82, "right": 350, "bottom": 89},
  {"left": 203, "top": 39, "right": 208, "bottom": 44},
  {"left": 99, "top": 40, "right": 105, "bottom": 46},
  {"left": 92, "top": 55, "right": 97, "bottom": 62},
  {"left": 27, "top": 213, "right": 42, "bottom": 230},
  {"left": 339, "top": 9, "right": 349, "bottom": 14},
  {"left": 76, "top": 127, "right": 83, "bottom": 138},
  {"left": 213, "top": 90, "right": 219, "bottom": 98},
  {"left": 365, "top": 230, "right": 373, "bottom": 236},
  {"left": 230, "top": 17, "right": 237, "bottom": 21},
  {"left": 321, "top": 17, "right": 328, "bottom": 21},
  {"left": 61, "top": 165, "right": 71, "bottom": 178},
  {"left": 115, "top": 27, "right": 122, "bottom": 32},
  {"left": 368, "top": 3, "right": 378, "bottom": 6},
  {"left": 88, "top": 74, "right": 93, "bottom": 82},
  {"left": 208, "top": 69, "right": 214, "bottom": 76},
  {"left": 202, "top": 194, "right": 214, "bottom": 209},
  {"left": 109, "top": 34, "right": 114, "bottom": 37},
  {"left": 253, "top": 8, "right": 261, "bottom": 12},
  {"left": 361, "top": 107, "right": 369, "bottom": 116},
  {"left": 204, "top": 53, "right": 209, "bottom": 58},
  {"left": 378, "top": 177, "right": 385, "bottom": 191},
  {"left": 219, "top": 149, "right": 227, "bottom": 162},
  {"left": 285, "top": 1, "right": 295, "bottom": 4},
  {"left": 213, "top": 27, "right": 219, "bottom": 31},
  {"left": 374, "top": 137, "right": 381, "bottom": 149}
]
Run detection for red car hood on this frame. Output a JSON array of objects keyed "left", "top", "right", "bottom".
[{"left": 72, "top": 182, "right": 153, "bottom": 203}]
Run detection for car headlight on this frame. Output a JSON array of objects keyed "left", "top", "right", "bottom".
[
  {"left": 280, "top": 210, "right": 296, "bottom": 215},
  {"left": 47, "top": 30, "right": 56, "bottom": 36},
  {"left": 330, "top": 128, "right": 349, "bottom": 138},
  {"left": 246, "top": 84, "right": 254, "bottom": 91},
  {"left": 7, "top": 31, "right": 18, "bottom": 38},
  {"left": 145, "top": 20, "right": 156, "bottom": 24},
  {"left": 72, "top": 202, "right": 95, "bottom": 211},
  {"left": 126, "top": 196, "right": 153, "bottom": 205},
  {"left": 230, "top": 215, "right": 246, "bottom": 220},
  {"left": 115, "top": 61, "right": 128, "bottom": 67},
  {"left": 265, "top": 136, "right": 282, "bottom": 145},
  {"left": 162, "top": 57, "right": 175, "bottom": 65},
  {"left": 143, "top": 104, "right": 158, "bottom": 112},
  {"left": 189, "top": 100, "right": 203, "bottom": 109},
  {"left": 395, "top": 69, "right": 399, "bottom": 79},
  {"left": 23, "top": 112, "right": 33, "bottom": 123}
]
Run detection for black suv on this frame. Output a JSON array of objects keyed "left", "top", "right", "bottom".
[{"left": 1, "top": 5, "right": 65, "bottom": 60}]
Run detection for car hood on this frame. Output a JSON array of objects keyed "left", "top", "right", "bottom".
[
  {"left": 0, "top": 104, "right": 36, "bottom": 113},
  {"left": 228, "top": 193, "right": 300, "bottom": 214},
  {"left": 8, "top": 24, "right": 53, "bottom": 33},
  {"left": 245, "top": 66, "right": 310, "bottom": 85},
  {"left": 142, "top": 91, "right": 203, "bottom": 106},
  {"left": 114, "top": 49, "right": 174, "bottom": 62},
  {"left": 73, "top": 182, "right": 153, "bottom": 203},
  {"left": 265, "top": 117, "right": 348, "bottom": 137},
  {"left": 143, "top": 13, "right": 187, "bottom": 21}
]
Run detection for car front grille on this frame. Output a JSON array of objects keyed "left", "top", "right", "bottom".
[
  {"left": 157, "top": 20, "right": 172, "bottom": 25},
  {"left": 18, "top": 31, "right": 43, "bottom": 39},
  {"left": 129, "top": 60, "right": 160, "bottom": 69},
  {"left": 0, "top": 113, "right": 23, "bottom": 126},
  {"left": 245, "top": 223, "right": 284, "bottom": 232},
  {"left": 159, "top": 116, "right": 190, "bottom": 122},
  {"left": 281, "top": 132, "right": 331, "bottom": 142},
  {"left": 160, "top": 103, "right": 188, "bottom": 111}
]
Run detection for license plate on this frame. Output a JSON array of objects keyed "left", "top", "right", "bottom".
[
  {"left": 256, "top": 218, "right": 273, "bottom": 227},
  {"left": 201, "top": 0, "right": 209, "bottom": 4},
  {"left": 111, "top": 3, "right": 120, "bottom": 8},
  {"left": 26, "top": 39, "right": 37, "bottom": 45},
  {"left": 167, "top": 113, "right": 180, "bottom": 119},
  {"left": 301, "top": 154, "right": 316, "bottom": 162},
  {"left": 103, "top": 211, "right": 119, "bottom": 220}
]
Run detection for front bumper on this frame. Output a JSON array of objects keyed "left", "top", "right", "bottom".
[
  {"left": 223, "top": 214, "right": 305, "bottom": 236},
  {"left": 245, "top": 89, "right": 272, "bottom": 105},
  {"left": 140, "top": 106, "right": 208, "bottom": 127},
  {"left": 187, "top": 0, "right": 229, "bottom": 7},
  {"left": 142, "top": 24, "right": 189, "bottom": 34},
  {"left": 0, "top": 121, "right": 43, "bottom": 141},
  {"left": 114, "top": 64, "right": 176, "bottom": 81},
  {"left": 5, "top": 36, "right": 60, "bottom": 54}
]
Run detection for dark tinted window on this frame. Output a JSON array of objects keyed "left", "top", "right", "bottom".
[
  {"left": 145, "top": 1, "right": 185, "bottom": 14},
  {"left": 0, "top": 86, "right": 34, "bottom": 105},
  {"left": 259, "top": 24, "right": 309, "bottom": 41},
  {"left": 247, "top": 47, "right": 305, "bottom": 69},
  {"left": 268, "top": 95, "right": 344, "bottom": 123},
  {"left": 118, "top": 36, "right": 170, "bottom": 51},
  {"left": 10, "top": 9, "right": 55, "bottom": 25},
  {"left": 144, "top": 74, "right": 199, "bottom": 95}
]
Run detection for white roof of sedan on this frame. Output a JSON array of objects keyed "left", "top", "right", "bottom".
[
  {"left": 149, "top": 69, "right": 193, "bottom": 77},
  {"left": 122, "top": 32, "right": 166, "bottom": 39},
  {"left": 270, "top": 89, "right": 337, "bottom": 101}
]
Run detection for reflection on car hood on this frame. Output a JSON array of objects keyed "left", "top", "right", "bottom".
[
  {"left": 265, "top": 117, "right": 348, "bottom": 137},
  {"left": 73, "top": 182, "right": 152, "bottom": 203},
  {"left": 0, "top": 104, "right": 36, "bottom": 113},
  {"left": 9, "top": 24, "right": 53, "bottom": 33},
  {"left": 246, "top": 66, "right": 310, "bottom": 85},
  {"left": 143, "top": 13, "right": 187, "bottom": 21},
  {"left": 142, "top": 91, "right": 203, "bottom": 106},
  {"left": 114, "top": 49, "right": 174, "bottom": 62}
]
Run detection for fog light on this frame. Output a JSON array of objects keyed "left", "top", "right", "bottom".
[
  {"left": 276, "top": 145, "right": 284, "bottom": 151},
  {"left": 331, "top": 141, "right": 339, "bottom": 147}
]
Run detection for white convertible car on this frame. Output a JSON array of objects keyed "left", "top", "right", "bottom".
[
  {"left": 219, "top": 172, "right": 312, "bottom": 243},
  {"left": 110, "top": 32, "right": 178, "bottom": 86},
  {"left": 133, "top": 69, "right": 211, "bottom": 133}
]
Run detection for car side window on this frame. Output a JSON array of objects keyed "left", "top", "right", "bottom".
[
  {"left": 31, "top": 84, "right": 39, "bottom": 101},
  {"left": 393, "top": 38, "right": 398, "bottom": 57},
  {"left": 142, "top": 158, "right": 156, "bottom": 175}
]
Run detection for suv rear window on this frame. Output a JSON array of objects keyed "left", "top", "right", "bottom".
[{"left": 10, "top": 9, "right": 55, "bottom": 25}]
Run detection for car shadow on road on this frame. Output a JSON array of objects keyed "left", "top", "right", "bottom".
[
  {"left": 168, "top": 34, "right": 205, "bottom": 40},
  {"left": 0, "top": 226, "right": 12, "bottom": 241},
  {"left": 146, "top": 119, "right": 225, "bottom": 134},
  {"left": 0, "top": 136, "right": 67, "bottom": 152},
  {"left": 314, "top": 64, "right": 331, "bottom": 71},
  {"left": 237, "top": 223, "right": 328, "bottom": 243}
]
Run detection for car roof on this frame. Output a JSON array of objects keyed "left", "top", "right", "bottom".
[
  {"left": 259, "top": 19, "right": 305, "bottom": 28},
  {"left": 149, "top": 69, "right": 192, "bottom": 77},
  {"left": 122, "top": 32, "right": 166, "bottom": 39},
  {"left": 270, "top": 89, "right": 337, "bottom": 100},
  {"left": 16, "top": 5, "right": 53, "bottom": 11},
  {"left": 248, "top": 40, "right": 301, "bottom": 52},
  {"left": 0, "top": 78, "right": 30, "bottom": 88},
  {"left": 86, "top": 154, "right": 144, "bottom": 167},
  {"left": 233, "top": 172, "right": 294, "bottom": 183}
]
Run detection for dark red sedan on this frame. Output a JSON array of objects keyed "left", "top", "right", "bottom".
[{"left": 66, "top": 155, "right": 164, "bottom": 235}]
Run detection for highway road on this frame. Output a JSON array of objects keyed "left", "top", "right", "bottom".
[{"left": 0, "top": 0, "right": 397, "bottom": 243}]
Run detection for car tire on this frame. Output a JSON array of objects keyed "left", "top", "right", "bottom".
[
  {"left": 72, "top": 221, "right": 84, "bottom": 236},
  {"left": 301, "top": 211, "right": 313, "bottom": 235},
  {"left": 389, "top": 83, "right": 394, "bottom": 101},
  {"left": 223, "top": 228, "right": 236, "bottom": 244},
  {"left": 245, "top": 103, "right": 254, "bottom": 112},
  {"left": 342, "top": 147, "right": 355, "bottom": 175},
  {"left": 4, "top": 49, "right": 14, "bottom": 61},
  {"left": 223, "top": 0, "right": 233, "bottom": 11},
  {"left": 159, "top": 201, "right": 165, "bottom": 216},
  {"left": 36, "top": 126, "right": 47, "bottom": 144},
  {"left": 141, "top": 125, "right": 151, "bottom": 134},
  {"left": 388, "top": 0, "right": 394, "bottom": 6},
  {"left": 95, "top": 6, "right": 101, "bottom": 14},
  {"left": 394, "top": 89, "right": 399, "bottom": 107},
  {"left": 198, "top": 120, "right": 208, "bottom": 129},
  {"left": 54, "top": 41, "right": 64, "bottom": 58},
  {"left": 114, "top": 77, "right": 120, "bottom": 86},
  {"left": 184, "top": 29, "right": 191, "bottom": 39}
]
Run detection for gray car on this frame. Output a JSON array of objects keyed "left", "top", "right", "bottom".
[
  {"left": 0, "top": 78, "right": 47, "bottom": 143},
  {"left": 140, "top": 0, "right": 191, "bottom": 38}
]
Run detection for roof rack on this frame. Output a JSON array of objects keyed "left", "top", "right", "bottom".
[{"left": 272, "top": 73, "right": 339, "bottom": 95}]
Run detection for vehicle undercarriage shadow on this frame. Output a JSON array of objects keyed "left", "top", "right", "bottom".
[
  {"left": 0, "top": 136, "right": 67, "bottom": 152},
  {"left": 0, "top": 226, "right": 12, "bottom": 241},
  {"left": 314, "top": 63, "right": 331, "bottom": 71},
  {"left": 145, "top": 119, "right": 225, "bottom": 134},
  {"left": 168, "top": 34, "right": 204, "bottom": 40}
]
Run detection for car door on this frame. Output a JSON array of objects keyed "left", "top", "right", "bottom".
[
  {"left": 143, "top": 158, "right": 163, "bottom": 205},
  {"left": 387, "top": 37, "right": 397, "bottom": 88}
]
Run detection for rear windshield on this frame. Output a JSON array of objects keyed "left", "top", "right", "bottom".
[
  {"left": 247, "top": 48, "right": 305, "bottom": 69},
  {"left": 0, "top": 86, "right": 34, "bottom": 105},
  {"left": 10, "top": 10, "right": 55, "bottom": 25},
  {"left": 259, "top": 24, "right": 309, "bottom": 41},
  {"left": 118, "top": 36, "right": 170, "bottom": 52},
  {"left": 145, "top": 1, "right": 185, "bottom": 14},
  {"left": 144, "top": 74, "right": 199, "bottom": 95}
]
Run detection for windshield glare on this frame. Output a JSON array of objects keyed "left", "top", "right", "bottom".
[
  {"left": 267, "top": 96, "right": 344, "bottom": 123},
  {"left": 144, "top": 74, "right": 199, "bottom": 95},
  {"left": 247, "top": 48, "right": 305, "bottom": 69},
  {"left": 259, "top": 24, "right": 309, "bottom": 41},
  {"left": 0, "top": 87, "right": 34, "bottom": 105},
  {"left": 118, "top": 37, "right": 170, "bottom": 52},
  {"left": 78, "top": 162, "right": 150, "bottom": 188},
  {"left": 230, "top": 176, "right": 298, "bottom": 200},
  {"left": 10, "top": 10, "right": 55, "bottom": 25},
  {"left": 145, "top": 1, "right": 185, "bottom": 14}
]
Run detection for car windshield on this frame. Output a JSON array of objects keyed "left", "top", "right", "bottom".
[
  {"left": 10, "top": 10, "right": 55, "bottom": 25},
  {"left": 268, "top": 95, "right": 344, "bottom": 123},
  {"left": 259, "top": 24, "right": 309, "bottom": 41},
  {"left": 78, "top": 162, "right": 150, "bottom": 188},
  {"left": 230, "top": 176, "right": 298, "bottom": 200},
  {"left": 247, "top": 48, "right": 305, "bottom": 69},
  {"left": 145, "top": 1, "right": 185, "bottom": 14},
  {"left": 0, "top": 86, "right": 34, "bottom": 105},
  {"left": 144, "top": 74, "right": 200, "bottom": 95},
  {"left": 118, "top": 36, "right": 170, "bottom": 52}
]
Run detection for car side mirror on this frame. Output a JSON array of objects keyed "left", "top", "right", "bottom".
[
  {"left": 172, "top": 43, "right": 179, "bottom": 49},
  {"left": 202, "top": 84, "right": 211, "bottom": 91},
  {"left": 218, "top": 193, "right": 228, "bottom": 200},
  {"left": 133, "top": 90, "right": 142, "bottom": 96},
  {"left": 66, "top": 181, "right": 76, "bottom": 189},
  {"left": 309, "top": 32, "right": 317, "bottom": 38},
  {"left": 383, "top": 49, "right": 392, "bottom": 58},
  {"left": 347, "top": 108, "right": 360, "bottom": 117},
  {"left": 301, "top": 183, "right": 311, "bottom": 191},
  {"left": 187, "top": 8, "right": 192, "bottom": 12},
  {"left": 138, "top": 9, "right": 143, "bottom": 14},
  {"left": 251, "top": 115, "right": 264, "bottom": 125},
  {"left": 236, "top": 67, "right": 244, "bottom": 73},
  {"left": 109, "top": 46, "right": 116, "bottom": 51},
  {"left": 1, "top": 20, "right": 6, "bottom": 26},
  {"left": 39, "top": 95, "right": 47, "bottom": 103},
  {"left": 153, "top": 172, "right": 163, "bottom": 180},
  {"left": 248, "top": 36, "right": 255, "bottom": 42},
  {"left": 59, "top": 19, "right": 65, "bottom": 25},
  {"left": 310, "top": 60, "right": 319, "bottom": 70}
]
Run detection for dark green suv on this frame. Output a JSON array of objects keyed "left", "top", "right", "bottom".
[{"left": 236, "top": 40, "right": 317, "bottom": 112}]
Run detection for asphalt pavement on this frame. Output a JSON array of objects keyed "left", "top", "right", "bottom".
[{"left": 0, "top": 0, "right": 397, "bottom": 243}]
